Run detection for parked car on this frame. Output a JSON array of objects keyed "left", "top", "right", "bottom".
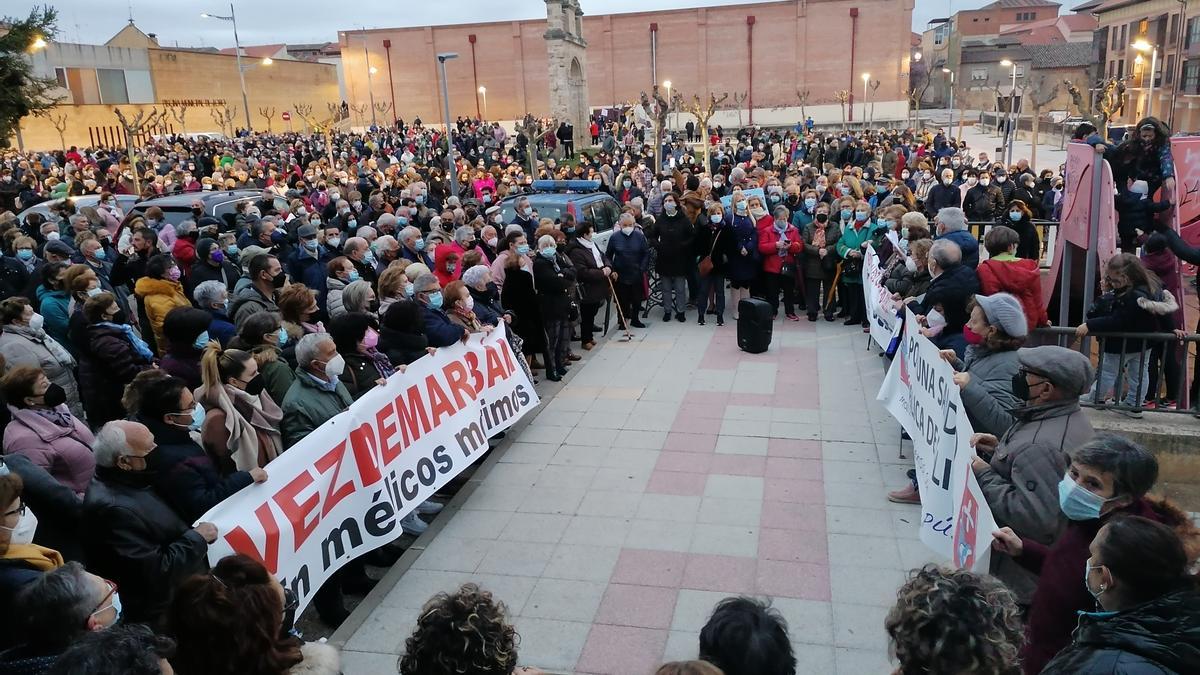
[
  {"left": 120, "top": 189, "right": 290, "bottom": 233},
  {"left": 16, "top": 194, "right": 140, "bottom": 224},
  {"left": 498, "top": 180, "right": 620, "bottom": 249}
]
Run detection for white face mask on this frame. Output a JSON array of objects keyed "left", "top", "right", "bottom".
[
  {"left": 2, "top": 506, "right": 38, "bottom": 545},
  {"left": 28, "top": 313, "right": 44, "bottom": 332},
  {"left": 621, "top": 226, "right": 635, "bottom": 235},
  {"left": 324, "top": 353, "right": 346, "bottom": 379},
  {"left": 905, "top": 257, "right": 918, "bottom": 273}
]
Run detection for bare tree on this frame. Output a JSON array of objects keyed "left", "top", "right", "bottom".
[
  {"left": 795, "top": 89, "right": 811, "bottom": 125},
  {"left": 258, "top": 106, "right": 276, "bottom": 133},
  {"left": 686, "top": 92, "right": 729, "bottom": 171},
  {"left": 730, "top": 91, "right": 749, "bottom": 127},
  {"left": 349, "top": 103, "right": 367, "bottom": 127},
  {"left": 907, "top": 68, "right": 931, "bottom": 128},
  {"left": 293, "top": 103, "right": 313, "bottom": 133},
  {"left": 515, "top": 113, "right": 554, "bottom": 177},
  {"left": 113, "top": 107, "right": 166, "bottom": 195},
  {"left": 650, "top": 85, "right": 671, "bottom": 171},
  {"left": 868, "top": 79, "right": 881, "bottom": 128},
  {"left": 834, "top": 90, "right": 850, "bottom": 132},
  {"left": 989, "top": 80, "right": 1005, "bottom": 136},
  {"left": 210, "top": 106, "right": 236, "bottom": 137},
  {"left": 49, "top": 112, "right": 67, "bottom": 151},
  {"left": 166, "top": 105, "right": 188, "bottom": 137},
  {"left": 373, "top": 101, "right": 393, "bottom": 124},
  {"left": 1025, "top": 76, "right": 1060, "bottom": 171}
]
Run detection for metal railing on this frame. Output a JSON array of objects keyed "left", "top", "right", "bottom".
[
  {"left": 967, "top": 219, "right": 1060, "bottom": 269},
  {"left": 1034, "top": 326, "right": 1200, "bottom": 415}
]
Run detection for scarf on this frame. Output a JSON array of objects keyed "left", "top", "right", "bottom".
[
  {"left": 812, "top": 227, "right": 826, "bottom": 249},
  {"left": 99, "top": 321, "right": 154, "bottom": 361},
  {"left": 578, "top": 237, "right": 604, "bottom": 267},
  {"left": 4, "top": 325, "right": 75, "bottom": 369},
  {"left": 4, "top": 544, "right": 64, "bottom": 572},
  {"left": 365, "top": 347, "right": 396, "bottom": 379},
  {"left": 196, "top": 383, "right": 283, "bottom": 471},
  {"left": 773, "top": 221, "right": 789, "bottom": 257}
]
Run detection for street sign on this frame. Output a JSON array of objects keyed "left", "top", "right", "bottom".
[{"left": 281, "top": 111, "right": 291, "bottom": 121}]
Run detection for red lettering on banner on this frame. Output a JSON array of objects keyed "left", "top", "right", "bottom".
[
  {"left": 425, "top": 374, "right": 457, "bottom": 426},
  {"left": 497, "top": 338, "right": 516, "bottom": 374},
  {"left": 484, "top": 344, "right": 506, "bottom": 387},
  {"left": 315, "top": 440, "right": 356, "bottom": 518},
  {"left": 376, "top": 403, "right": 402, "bottom": 464},
  {"left": 224, "top": 501, "right": 281, "bottom": 572},
  {"left": 463, "top": 351, "right": 484, "bottom": 394},
  {"left": 393, "top": 386, "right": 431, "bottom": 445},
  {"left": 349, "top": 422, "right": 383, "bottom": 487},
  {"left": 443, "top": 360, "right": 477, "bottom": 408},
  {"left": 273, "top": 471, "right": 320, "bottom": 550}
]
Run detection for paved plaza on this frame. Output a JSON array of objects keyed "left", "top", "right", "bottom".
[{"left": 333, "top": 315, "right": 946, "bottom": 674}]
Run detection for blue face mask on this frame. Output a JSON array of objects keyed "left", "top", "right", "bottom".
[
  {"left": 540, "top": 246, "right": 557, "bottom": 259},
  {"left": 414, "top": 239, "right": 426, "bottom": 251},
  {"left": 192, "top": 331, "right": 210, "bottom": 350},
  {"left": 94, "top": 249, "right": 107, "bottom": 261},
  {"left": 876, "top": 185, "right": 889, "bottom": 194},
  {"left": 16, "top": 249, "right": 32, "bottom": 260},
  {"left": 855, "top": 211, "right": 870, "bottom": 221},
  {"left": 226, "top": 245, "right": 240, "bottom": 256},
  {"left": 404, "top": 283, "right": 415, "bottom": 298},
  {"left": 516, "top": 244, "right": 531, "bottom": 256},
  {"left": 1058, "top": 474, "right": 1111, "bottom": 521},
  {"left": 840, "top": 209, "right": 853, "bottom": 221},
  {"left": 277, "top": 327, "right": 289, "bottom": 346},
  {"left": 1009, "top": 211, "right": 1022, "bottom": 222},
  {"left": 347, "top": 219, "right": 358, "bottom": 230},
  {"left": 803, "top": 198, "right": 817, "bottom": 209},
  {"left": 397, "top": 216, "right": 409, "bottom": 226},
  {"left": 304, "top": 239, "right": 319, "bottom": 251},
  {"left": 348, "top": 270, "right": 361, "bottom": 283},
  {"left": 189, "top": 405, "right": 205, "bottom": 431},
  {"left": 428, "top": 290, "right": 444, "bottom": 309}
]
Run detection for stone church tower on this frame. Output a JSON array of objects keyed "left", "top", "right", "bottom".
[{"left": 544, "top": 0, "right": 590, "bottom": 150}]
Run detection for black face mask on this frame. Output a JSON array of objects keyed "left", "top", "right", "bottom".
[
  {"left": 368, "top": 299, "right": 381, "bottom": 313},
  {"left": 39, "top": 382, "right": 67, "bottom": 408},
  {"left": 192, "top": 208, "right": 203, "bottom": 218},
  {"left": 272, "top": 270, "right": 287, "bottom": 289},
  {"left": 815, "top": 213, "right": 829, "bottom": 223},
  {"left": 242, "top": 373, "right": 266, "bottom": 396}
]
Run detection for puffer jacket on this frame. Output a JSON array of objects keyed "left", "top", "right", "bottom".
[
  {"left": 947, "top": 346, "right": 1022, "bottom": 437},
  {"left": 2, "top": 405, "right": 95, "bottom": 496},
  {"left": 230, "top": 283, "right": 280, "bottom": 330},
  {"left": 0, "top": 326, "right": 84, "bottom": 420},
  {"left": 604, "top": 228, "right": 650, "bottom": 282},
  {"left": 141, "top": 417, "right": 254, "bottom": 524},
  {"left": 78, "top": 323, "right": 154, "bottom": 427},
  {"left": 977, "top": 256, "right": 1048, "bottom": 332},
  {"left": 1041, "top": 588, "right": 1200, "bottom": 675},
  {"left": 646, "top": 210, "right": 695, "bottom": 277},
  {"left": 977, "top": 398, "right": 1095, "bottom": 604},
  {"left": 133, "top": 277, "right": 190, "bottom": 355},
  {"left": 324, "top": 276, "right": 348, "bottom": 319},
  {"left": 757, "top": 221, "right": 803, "bottom": 275}
]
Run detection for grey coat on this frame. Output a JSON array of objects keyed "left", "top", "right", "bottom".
[
  {"left": 948, "top": 346, "right": 1021, "bottom": 437},
  {"left": 0, "top": 325, "right": 85, "bottom": 421},
  {"left": 977, "top": 398, "right": 1094, "bottom": 603}
]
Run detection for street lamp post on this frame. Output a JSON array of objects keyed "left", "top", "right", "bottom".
[
  {"left": 436, "top": 52, "right": 460, "bottom": 200},
  {"left": 1133, "top": 40, "right": 1159, "bottom": 119},
  {"left": 942, "top": 67, "right": 955, "bottom": 141},
  {"left": 861, "top": 73, "right": 870, "bottom": 130},
  {"left": 363, "top": 35, "right": 378, "bottom": 129},
  {"left": 201, "top": 4, "right": 252, "bottom": 133},
  {"left": 478, "top": 87, "right": 487, "bottom": 119},
  {"left": 1000, "top": 58, "right": 1018, "bottom": 166},
  {"left": 663, "top": 80, "right": 672, "bottom": 131}
]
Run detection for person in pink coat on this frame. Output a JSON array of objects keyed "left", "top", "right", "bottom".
[
  {"left": 757, "top": 204, "right": 804, "bottom": 320},
  {"left": 1, "top": 366, "right": 96, "bottom": 496}
]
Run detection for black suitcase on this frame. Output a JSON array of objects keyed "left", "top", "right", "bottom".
[{"left": 737, "top": 298, "right": 773, "bottom": 354}]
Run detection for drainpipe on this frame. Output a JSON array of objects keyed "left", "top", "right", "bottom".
[
  {"left": 383, "top": 39, "right": 397, "bottom": 124},
  {"left": 747, "top": 15, "right": 756, "bottom": 125},
  {"left": 469, "top": 34, "right": 481, "bottom": 118},
  {"left": 650, "top": 23, "right": 658, "bottom": 91},
  {"left": 849, "top": 7, "right": 859, "bottom": 122}
]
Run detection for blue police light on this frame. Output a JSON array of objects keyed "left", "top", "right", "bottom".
[{"left": 531, "top": 180, "right": 601, "bottom": 192}]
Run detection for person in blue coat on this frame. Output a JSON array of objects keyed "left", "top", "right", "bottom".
[
  {"left": 933, "top": 207, "right": 980, "bottom": 269},
  {"left": 287, "top": 223, "right": 330, "bottom": 292},
  {"left": 604, "top": 212, "right": 650, "bottom": 329},
  {"left": 412, "top": 273, "right": 468, "bottom": 347},
  {"left": 725, "top": 199, "right": 760, "bottom": 319}
]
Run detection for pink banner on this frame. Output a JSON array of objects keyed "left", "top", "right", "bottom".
[
  {"left": 1041, "top": 143, "right": 1118, "bottom": 304},
  {"left": 1171, "top": 136, "right": 1200, "bottom": 248}
]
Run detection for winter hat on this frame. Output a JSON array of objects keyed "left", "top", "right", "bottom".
[
  {"left": 1017, "top": 346, "right": 1094, "bottom": 397},
  {"left": 974, "top": 292, "right": 1028, "bottom": 338}
]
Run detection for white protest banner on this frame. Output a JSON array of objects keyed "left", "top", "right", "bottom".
[
  {"left": 862, "top": 247, "right": 902, "bottom": 351},
  {"left": 877, "top": 309, "right": 996, "bottom": 572},
  {"left": 196, "top": 325, "right": 539, "bottom": 613}
]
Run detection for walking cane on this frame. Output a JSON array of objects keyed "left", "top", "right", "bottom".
[
  {"left": 825, "top": 262, "right": 843, "bottom": 316},
  {"left": 606, "top": 274, "right": 635, "bottom": 342}
]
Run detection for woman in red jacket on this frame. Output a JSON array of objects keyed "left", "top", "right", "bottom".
[
  {"left": 976, "top": 225, "right": 1048, "bottom": 332},
  {"left": 757, "top": 204, "right": 804, "bottom": 320}
]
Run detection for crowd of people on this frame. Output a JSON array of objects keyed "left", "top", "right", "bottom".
[{"left": 0, "top": 109, "right": 1195, "bottom": 674}]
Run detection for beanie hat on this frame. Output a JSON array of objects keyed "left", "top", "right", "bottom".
[{"left": 974, "top": 292, "right": 1028, "bottom": 338}]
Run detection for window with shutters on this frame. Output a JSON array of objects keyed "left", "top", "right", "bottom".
[
  {"left": 1183, "top": 60, "right": 1200, "bottom": 93},
  {"left": 1166, "top": 54, "right": 1176, "bottom": 84}
]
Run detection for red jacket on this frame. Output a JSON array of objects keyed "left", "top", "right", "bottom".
[
  {"left": 976, "top": 257, "right": 1048, "bottom": 331},
  {"left": 756, "top": 220, "right": 803, "bottom": 274},
  {"left": 173, "top": 236, "right": 197, "bottom": 278}
]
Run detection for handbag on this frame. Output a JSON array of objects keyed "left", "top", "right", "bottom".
[{"left": 698, "top": 228, "right": 721, "bottom": 276}]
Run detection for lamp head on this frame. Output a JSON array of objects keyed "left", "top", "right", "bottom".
[
  {"left": 262, "top": 57, "right": 273, "bottom": 66},
  {"left": 368, "top": 66, "right": 377, "bottom": 74},
  {"left": 1132, "top": 39, "right": 1152, "bottom": 52},
  {"left": 437, "top": 52, "right": 459, "bottom": 62},
  {"left": 30, "top": 36, "right": 47, "bottom": 51},
  {"left": 941, "top": 67, "right": 952, "bottom": 74},
  {"left": 1000, "top": 59, "right": 1013, "bottom": 67},
  {"left": 478, "top": 86, "right": 486, "bottom": 94},
  {"left": 862, "top": 73, "right": 870, "bottom": 82},
  {"left": 913, "top": 52, "right": 922, "bottom": 62},
  {"left": 663, "top": 80, "right": 672, "bottom": 89}
]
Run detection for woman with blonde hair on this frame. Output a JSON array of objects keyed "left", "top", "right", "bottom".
[
  {"left": 377, "top": 265, "right": 412, "bottom": 315},
  {"left": 196, "top": 343, "right": 283, "bottom": 473}
]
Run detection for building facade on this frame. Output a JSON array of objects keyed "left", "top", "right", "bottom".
[
  {"left": 13, "top": 23, "right": 339, "bottom": 151},
  {"left": 339, "top": 0, "right": 915, "bottom": 130}
]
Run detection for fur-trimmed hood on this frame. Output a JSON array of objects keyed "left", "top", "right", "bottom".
[
  {"left": 290, "top": 641, "right": 341, "bottom": 675},
  {"left": 1137, "top": 288, "right": 1180, "bottom": 316}
]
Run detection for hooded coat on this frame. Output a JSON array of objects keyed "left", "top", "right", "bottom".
[
  {"left": 977, "top": 256, "right": 1049, "bottom": 332},
  {"left": 133, "top": 277, "right": 190, "bottom": 355}
]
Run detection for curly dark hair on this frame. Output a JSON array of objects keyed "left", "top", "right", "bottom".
[
  {"left": 398, "top": 583, "right": 519, "bottom": 675},
  {"left": 885, "top": 564, "right": 1023, "bottom": 675}
]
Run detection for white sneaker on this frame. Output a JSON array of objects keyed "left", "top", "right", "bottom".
[
  {"left": 416, "top": 500, "right": 444, "bottom": 515},
  {"left": 401, "top": 511, "right": 428, "bottom": 536}
]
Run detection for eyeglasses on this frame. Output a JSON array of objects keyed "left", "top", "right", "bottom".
[
  {"left": 91, "top": 578, "right": 118, "bottom": 617},
  {"left": 3, "top": 502, "right": 25, "bottom": 520}
]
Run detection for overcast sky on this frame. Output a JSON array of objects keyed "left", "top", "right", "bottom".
[{"left": 34, "top": 0, "right": 998, "bottom": 47}]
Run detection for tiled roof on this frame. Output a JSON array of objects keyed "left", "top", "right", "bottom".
[
  {"left": 218, "top": 44, "right": 285, "bottom": 59},
  {"left": 979, "top": 0, "right": 1060, "bottom": 9},
  {"left": 1025, "top": 42, "right": 1094, "bottom": 68}
]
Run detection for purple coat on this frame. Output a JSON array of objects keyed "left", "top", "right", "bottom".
[{"left": 2, "top": 405, "right": 95, "bottom": 495}]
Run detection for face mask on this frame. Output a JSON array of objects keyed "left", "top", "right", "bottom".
[
  {"left": 414, "top": 239, "right": 426, "bottom": 251},
  {"left": 238, "top": 372, "right": 265, "bottom": 396},
  {"left": 995, "top": 175, "right": 1006, "bottom": 184},
  {"left": 942, "top": 177, "right": 953, "bottom": 185},
  {"left": 463, "top": 296, "right": 475, "bottom": 311},
  {"left": 486, "top": 237, "right": 499, "bottom": 248},
  {"left": 192, "top": 207, "right": 203, "bottom": 218},
  {"left": 28, "top": 313, "right": 44, "bottom": 332},
  {"left": 347, "top": 219, "right": 358, "bottom": 230},
  {"left": 855, "top": 211, "right": 869, "bottom": 221},
  {"left": 351, "top": 201, "right": 363, "bottom": 210},
  {"left": 304, "top": 239, "right": 319, "bottom": 251},
  {"left": 16, "top": 249, "right": 32, "bottom": 261},
  {"left": 803, "top": 198, "right": 816, "bottom": 209},
  {"left": 962, "top": 325, "right": 984, "bottom": 345},
  {"left": 966, "top": 178, "right": 978, "bottom": 187},
  {"left": 1084, "top": 559, "right": 1107, "bottom": 602},
  {"left": 404, "top": 283, "right": 415, "bottom": 298},
  {"left": 447, "top": 262, "right": 457, "bottom": 273},
  {"left": 540, "top": 247, "right": 557, "bottom": 259},
  {"left": 709, "top": 214, "right": 723, "bottom": 224},
  {"left": 522, "top": 206, "right": 534, "bottom": 217},
  {"left": 901, "top": 172, "right": 910, "bottom": 179},
  {"left": 815, "top": 213, "right": 829, "bottom": 223},
  {"left": 664, "top": 202, "right": 677, "bottom": 214},
  {"left": 415, "top": 194, "right": 426, "bottom": 205},
  {"left": 173, "top": 405, "right": 205, "bottom": 431},
  {"left": 875, "top": 185, "right": 888, "bottom": 195},
  {"left": 277, "top": 327, "right": 289, "bottom": 346},
  {"left": 428, "top": 290, "right": 444, "bottom": 309},
  {"left": 84, "top": 286, "right": 103, "bottom": 298},
  {"left": 226, "top": 245, "right": 240, "bottom": 256},
  {"left": 166, "top": 267, "right": 182, "bottom": 281},
  {"left": 46, "top": 232, "right": 60, "bottom": 241},
  {"left": 837, "top": 209, "right": 852, "bottom": 221},
  {"left": 621, "top": 226, "right": 635, "bottom": 235},
  {"left": 363, "top": 328, "right": 380, "bottom": 350},
  {"left": 923, "top": 172, "right": 932, "bottom": 180},
  {"left": 324, "top": 353, "right": 346, "bottom": 379},
  {"left": 93, "top": 249, "right": 108, "bottom": 261},
  {"left": 905, "top": 257, "right": 917, "bottom": 273},
  {"left": 979, "top": 178, "right": 990, "bottom": 187},
  {"left": 516, "top": 244, "right": 531, "bottom": 255},
  {"left": 37, "top": 382, "right": 68, "bottom": 408},
  {"left": 1, "top": 507, "right": 37, "bottom": 545},
  {"left": 1058, "top": 474, "right": 1111, "bottom": 521}
]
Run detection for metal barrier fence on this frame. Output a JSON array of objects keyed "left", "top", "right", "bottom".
[
  {"left": 1034, "top": 326, "right": 1200, "bottom": 415},
  {"left": 967, "top": 220, "right": 1060, "bottom": 269}
]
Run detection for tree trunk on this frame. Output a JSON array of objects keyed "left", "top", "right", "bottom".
[
  {"left": 1030, "top": 110, "right": 1040, "bottom": 173},
  {"left": 527, "top": 134, "right": 537, "bottom": 178},
  {"left": 701, "top": 122, "right": 711, "bottom": 174}
]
